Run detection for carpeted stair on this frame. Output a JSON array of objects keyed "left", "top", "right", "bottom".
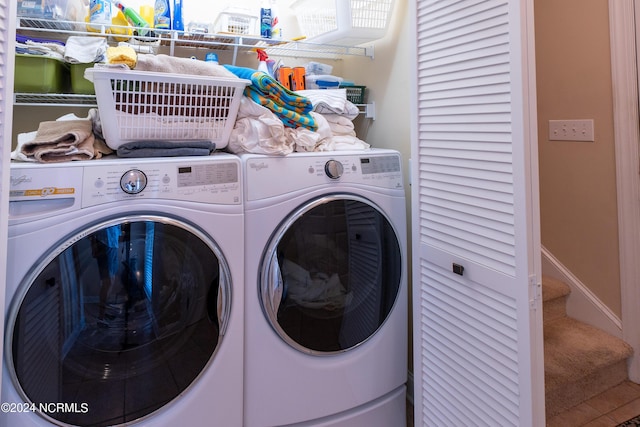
[{"left": 543, "top": 276, "right": 634, "bottom": 418}]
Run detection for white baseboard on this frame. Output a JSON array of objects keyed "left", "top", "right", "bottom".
[{"left": 542, "top": 246, "right": 622, "bottom": 338}]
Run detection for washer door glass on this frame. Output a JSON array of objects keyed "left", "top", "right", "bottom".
[
  {"left": 261, "top": 196, "right": 402, "bottom": 354},
  {"left": 8, "top": 217, "right": 231, "bottom": 426}
]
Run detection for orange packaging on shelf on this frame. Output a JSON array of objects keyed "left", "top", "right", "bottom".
[
  {"left": 292, "top": 67, "right": 305, "bottom": 91},
  {"left": 278, "top": 66, "right": 292, "bottom": 90}
]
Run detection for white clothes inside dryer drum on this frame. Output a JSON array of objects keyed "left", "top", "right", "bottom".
[
  {"left": 281, "top": 258, "right": 353, "bottom": 310},
  {"left": 8, "top": 218, "right": 229, "bottom": 426},
  {"left": 261, "top": 197, "right": 402, "bottom": 354}
]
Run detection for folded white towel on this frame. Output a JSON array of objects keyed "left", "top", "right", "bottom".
[
  {"left": 297, "top": 89, "right": 360, "bottom": 120},
  {"left": 322, "top": 114, "right": 354, "bottom": 125},
  {"left": 64, "top": 36, "right": 107, "bottom": 63}
]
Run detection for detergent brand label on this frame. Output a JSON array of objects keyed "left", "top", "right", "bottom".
[{"left": 10, "top": 187, "right": 75, "bottom": 198}]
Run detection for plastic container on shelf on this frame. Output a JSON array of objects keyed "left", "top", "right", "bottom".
[
  {"left": 339, "top": 84, "right": 366, "bottom": 104},
  {"left": 70, "top": 63, "right": 96, "bottom": 94},
  {"left": 14, "top": 54, "right": 69, "bottom": 93},
  {"left": 214, "top": 7, "right": 258, "bottom": 35},
  {"left": 291, "top": 0, "right": 395, "bottom": 46},
  {"left": 85, "top": 67, "right": 250, "bottom": 149},
  {"left": 304, "top": 74, "right": 342, "bottom": 90},
  {"left": 18, "top": 0, "right": 87, "bottom": 30}
]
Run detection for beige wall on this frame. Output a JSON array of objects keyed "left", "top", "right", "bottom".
[
  {"left": 341, "top": 0, "right": 413, "bottom": 370},
  {"left": 534, "top": 0, "right": 621, "bottom": 315}
]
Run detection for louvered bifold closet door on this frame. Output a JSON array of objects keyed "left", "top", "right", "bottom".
[
  {"left": 0, "top": 0, "right": 16, "bottom": 385},
  {"left": 410, "top": 1, "right": 545, "bottom": 426}
]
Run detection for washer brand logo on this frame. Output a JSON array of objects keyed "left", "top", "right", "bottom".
[
  {"left": 10, "top": 174, "right": 32, "bottom": 186},
  {"left": 249, "top": 162, "right": 269, "bottom": 171}
]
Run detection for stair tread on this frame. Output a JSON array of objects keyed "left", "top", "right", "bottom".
[
  {"left": 544, "top": 316, "right": 633, "bottom": 392},
  {"left": 542, "top": 276, "right": 571, "bottom": 302}
]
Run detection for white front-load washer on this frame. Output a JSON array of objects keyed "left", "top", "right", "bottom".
[
  {"left": 241, "top": 149, "right": 407, "bottom": 427},
  {"left": 3, "top": 154, "right": 244, "bottom": 427}
]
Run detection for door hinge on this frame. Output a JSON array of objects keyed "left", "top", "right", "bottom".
[{"left": 529, "top": 275, "right": 541, "bottom": 310}]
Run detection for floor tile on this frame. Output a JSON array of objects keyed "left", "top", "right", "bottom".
[
  {"left": 585, "top": 381, "right": 640, "bottom": 414},
  {"left": 547, "top": 402, "right": 601, "bottom": 427},
  {"left": 605, "top": 397, "right": 640, "bottom": 424},
  {"left": 582, "top": 415, "right": 620, "bottom": 427}
]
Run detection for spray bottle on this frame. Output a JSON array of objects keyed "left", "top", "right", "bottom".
[
  {"left": 112, "top": 1, "right": 150, "bottom": 36},
  {"left": 257, "top": 49, "right": 269, "bottom": 74}
]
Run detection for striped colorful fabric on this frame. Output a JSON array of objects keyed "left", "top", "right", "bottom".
[
  {"left": 245, "top": 86, "right": 317, "bottom": 130},
  {"left": 252, "top": 72, "right": 313, "bottom": 114},
  {"left": 224, "top": 65, "right": 317, "bottom": 130}
]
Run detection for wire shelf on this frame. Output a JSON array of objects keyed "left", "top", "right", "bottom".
[
  {"left": 17, "top": 17, "right": 373, "bottom": 59},
  {"left": 14, "top": 93, "right": 98, "bottom": 107}
]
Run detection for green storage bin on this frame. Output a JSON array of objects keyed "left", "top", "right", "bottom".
[
  {"left": 70, "top": 63, "right": 96, "bottom": 94},
  {"left": 339, "top": 84, "right": 366, "bottom": 104},
  {"left": 14, "top": 54, "right": 69, "bottom": 93}
]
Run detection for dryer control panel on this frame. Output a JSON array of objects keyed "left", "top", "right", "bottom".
[
  {"left": 244, "top": 151, "right": 403, "bottom": 201},
  {"left": 82, "top": 158, "right": 242, "bottom": 207}
]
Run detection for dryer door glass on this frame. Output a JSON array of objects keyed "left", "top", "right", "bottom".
[
  {"left": 261, "top": 196, "right": 402, "bottom": 354},
  {"left": 8, "top": 217, "right": 231, "bottom": 426}
]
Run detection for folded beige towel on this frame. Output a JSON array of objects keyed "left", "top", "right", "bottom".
[
  {"left": 135, "top": 54, "right": 238, "bottom": 79},
  {"left": 20, "top": 119, "right": 112, "bottom": 162}
]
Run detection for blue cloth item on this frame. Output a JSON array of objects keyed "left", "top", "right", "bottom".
[
  {"left": 223, "top": 64, "right": 255, "bottom": 80},
  {"left": 17, "top": 34, "right": 65, "bottom": 45}
]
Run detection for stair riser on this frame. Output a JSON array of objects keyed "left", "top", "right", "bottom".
[{"left": 543, "top": 296, "right": 567, "bottom": 324}]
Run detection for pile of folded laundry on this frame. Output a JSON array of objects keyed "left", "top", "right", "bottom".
[
  {"left": 13, "top": 35, "right": 112, "bottom": 163},
  {"left": 12, "top": 43, "right": 369, "bottom": 161},
  {"left": 223, "top": 65, "right": 369, "bottom": 155},
  {"left": 12, "top": 110, "right": 111, "bottom": 163}
]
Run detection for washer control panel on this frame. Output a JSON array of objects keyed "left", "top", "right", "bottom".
[{"left": 83, "top": 159, "right": 241, "bottom": 207}]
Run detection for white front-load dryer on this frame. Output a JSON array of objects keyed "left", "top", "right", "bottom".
[
  {"left": 241, "top": 149, "right": 408, "bottom": 427},
  {"left": 3, "top": 154, "right": 244, "bottom": 427}
]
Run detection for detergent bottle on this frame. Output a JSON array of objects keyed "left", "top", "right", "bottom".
[
  {"left": 154, "top": 0, "right": 171, "bottom": 29},
  {"left": 173, "top": 0, "right": 184, "bottom": 31},
  {"left": 88, "top": 0, "right": 112, "bottom": 31},
  {"left": 260, "top": 0, "right": 272, "bottom": 38}
]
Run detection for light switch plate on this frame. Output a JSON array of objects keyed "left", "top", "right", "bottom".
[{"left": 548, "top": 119, "right": 595, "bottom": 142}]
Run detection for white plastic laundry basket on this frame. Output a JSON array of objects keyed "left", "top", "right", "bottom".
[
  {"left": 86, "top": 67, "right": 250, "bottom": 150},
  {"left": 291, "top": 0, "right": 395, "bottom": 46}
]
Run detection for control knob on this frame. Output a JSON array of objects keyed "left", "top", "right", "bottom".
[
  {"left": 120, "top": 169, "right": 147, "bottom": 194},
  {"left": 324, "top": 160, "right": 344, "bottom": 179}
]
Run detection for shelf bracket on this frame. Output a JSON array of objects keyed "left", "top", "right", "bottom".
[
  {"left": 365, "top": 45, "right": 375, "bottom": 59},
  {"left": 363, "top": 102, "right": 376, "bottom": 120}
]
